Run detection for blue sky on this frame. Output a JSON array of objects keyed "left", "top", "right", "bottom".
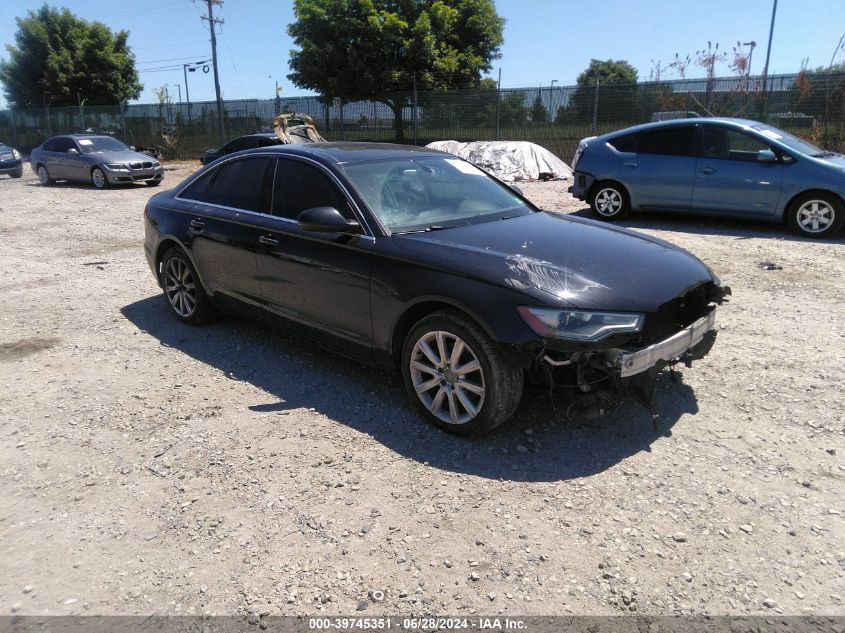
[{"left": 1, "top": 0, "right": 844, "bottom": 108}]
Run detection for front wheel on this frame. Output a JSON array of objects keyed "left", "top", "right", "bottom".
[
  {"left": 788, "top": 193, "right": 844, "bottom": 238},
  {"left": 146, "top": 179, "right": 162, "bottom": 187},
  {"left": 11, "top": 169, "right": 22, "bottom": 179},
  {"left": 91, "top": 167, "right": 109, "bottom": 189},
  {"left": 401, "top": 310, "right": 523, "bottom": 436},
  {"left": 590, "top": 182, "right": 630, "bottom": 220},
  {"left": 160, "top": 247, "right": 213, "bottom": 324},
  {"left": 36, "top": 165, "right": 52, "bottom": 185}
]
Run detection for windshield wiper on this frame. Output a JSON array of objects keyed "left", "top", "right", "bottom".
[{"left": 395, "top": 224, "right": 453, "bottom": 234}]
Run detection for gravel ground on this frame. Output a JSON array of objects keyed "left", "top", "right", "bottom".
[{"left": 0, "top": 163, "right": 843, "bottom": 618}]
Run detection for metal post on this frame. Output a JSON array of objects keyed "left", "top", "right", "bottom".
[
  {"left": 412, "top": 71, "right": 418, "bottom": 145},
  {"left": 77, "top": 91, "right": 84, "bottom": 131},
  {"left": 592, "top": 80, "right": 600, "bottom": 135},
  {"left": 339, "top": 100, "right": 345, "bottom": 141},
  {"left": 495, "top": 67, "right": 501, "bottom": 141},
  {"left": 183, "top": 63, "right": 192, "bottom": 124},
  {"left": 10, "top": 108, "right": 18, "bottom": 148},
  {"left": 43, "top": 95, "right": 52, "bottom": 137},
  {"left": 120, "top": 97, "right": 127, "bottom": 141}
]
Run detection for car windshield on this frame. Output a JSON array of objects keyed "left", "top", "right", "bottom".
[
  {"left": 342, "top": 156, "right": 535, "bottom": 233},
  {"left": 748, "top": 124, "right": 825, "bottom": 156},
  {"left": 77, "top": 137, "right": 130, "bottom": 154}
]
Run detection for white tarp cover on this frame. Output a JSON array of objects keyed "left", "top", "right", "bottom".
[{"left": 425, "top": 140, "right": 573, "bottom": 182}]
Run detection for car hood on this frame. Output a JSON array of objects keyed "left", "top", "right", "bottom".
[
  {"left": 393, "top": 212, "right": 717, "bottom": 312},
  {"left": 86, "top": 150, "right": 156, "bottom": 163}
]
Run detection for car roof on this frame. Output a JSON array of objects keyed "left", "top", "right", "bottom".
[
  {"left": 599, "top": 117, "right": 768, "bottom": 140},
  {"left": 246, "top": 142, "right": 448, "bottom": 165}
]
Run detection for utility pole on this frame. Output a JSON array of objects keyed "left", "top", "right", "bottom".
[
  {"left": 201, "top": 0, "right": 225, "bottom": 144},
  {"left": 760, "top": 0, "right": 778, "bottom": 118}
]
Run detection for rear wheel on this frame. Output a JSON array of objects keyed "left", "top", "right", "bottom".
[
  {"left": 11, "top": 169, "right": 22, "bottom": 179},
  {"left": 160, "top": 247, "right": 213, "bottom": 324},
  {"left": 788, "top": 192, "right": 844, "bottom": 238},
  {"left": 590, "top": 181, "right": 630, "bottom": 220},
  {"left": 36, "top": 165, "right": 52, "bottom": 185},
  {"left": 401, "top": 310, "right": 523, "bottom": 436},
  {"left": 91, "top": 167, "right": 108, "bottom": 189}
]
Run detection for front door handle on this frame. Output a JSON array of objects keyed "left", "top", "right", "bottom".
[
  {"left": 699, "top": 167, "right": 715, "bottom": 175},
  {"left": 190, "top": 219, "right": 205, "bottom": 230},
  {"left": 259, "top": 235, "right": 279, "bottom": 246},
  {"left": 623, "top": 161, "right": 638, "bottom": 168}
]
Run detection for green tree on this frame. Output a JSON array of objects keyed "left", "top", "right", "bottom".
[
  {"left": 530, "top": 93, "right": 548, "bottom": 122},
  {"left": 0, "top": 4, "right": 142, "bottom": 107},
  {"left": 287, "top": 0, "right": 505, "bottom": 139},
  {"left": 571, "top": 59, "right": 639, "bottom": 124}
]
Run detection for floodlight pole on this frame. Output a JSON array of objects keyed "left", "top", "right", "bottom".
[
  {"left": 183, "top": 63, "right": 192, "bottom": 123},
  {"left": 760, "top": 0, "right": 778, "bottom": 118}
]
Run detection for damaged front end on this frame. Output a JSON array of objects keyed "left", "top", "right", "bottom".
[{"left": 523, "top": 281, "right": 731, "bottom": 428}]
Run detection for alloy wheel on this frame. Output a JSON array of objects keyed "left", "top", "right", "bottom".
[
  {"left": 796, "top": 199, "right": 834, "bottom": 234},
  {"left": 409, "top": 330, "right": 486, "bottom": 425},
  {"left": 595, "top": 188, "right": 622, "bottom": 216},
  {"left": 92, "top": 168, "right": 106, "bottom": 189},
  {"left": 164, "top": 257, "right": 197, "bottom": 318}
]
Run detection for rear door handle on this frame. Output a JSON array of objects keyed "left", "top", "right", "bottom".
[
  {"left": 190, "top": 219, "right": 205, "bottom": 230},
  {"left": 699, "top": 167, "right": 715, "bottom": 175},
  {"left": 623, "top": 161, "right": 638, "bottom": 168},
  {"left": 259, "top": 235, "right": 279, "bottom": 246}
]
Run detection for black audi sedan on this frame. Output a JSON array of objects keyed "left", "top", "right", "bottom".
[{"left": 143, "top": 143, "right": 730, "bottom": 435}]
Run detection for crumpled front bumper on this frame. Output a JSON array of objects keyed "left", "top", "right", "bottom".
[{"left": 616, "top": 309, "right": 717, "bottom": 377}]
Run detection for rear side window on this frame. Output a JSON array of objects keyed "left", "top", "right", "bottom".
[
  {"left": 637, "top": 127, "right": 695, "bottom": 156},
  {"left": 271, "top": 159, "right": 352, "bottom": 220},
  {"left": 44, "top": 137, "right": 75, "bottom": 152},
  {"left": 608, "top": 133, "right": 638, "bottom": 152},
  {"left": 179, "top": 171, "right": 214, "bottom": 201},
  {"left": 202, "top": 157, "right": 274, "bottom": 212}
]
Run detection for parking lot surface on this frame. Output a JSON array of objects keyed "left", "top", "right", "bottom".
[{"left": 1, "top": 165, "right": 843, "bottom": 616}]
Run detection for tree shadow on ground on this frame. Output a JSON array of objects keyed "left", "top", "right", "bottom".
[
  {"left": 122, "top": 295, "right": 701, "bottom": 482},
  {"left": 567, "top": 207, "right": 845, "bottom": 244}
]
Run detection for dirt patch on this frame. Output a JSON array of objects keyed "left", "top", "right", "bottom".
[{"left": 0, "top": 336, "right": 61, "bottom": 361}]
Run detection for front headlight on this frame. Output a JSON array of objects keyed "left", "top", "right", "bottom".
[
  {"left": 105, "top": 162, "right": 129, "bottom": 171},
  {"left": 12, "top": 149, "right": 21, "bottom": 159},
  {"left": 517, "top": 306, "right": 644, "bottom": 342}
]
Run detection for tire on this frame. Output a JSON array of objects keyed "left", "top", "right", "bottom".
[
  {"left": 36, "top": 164, "right": 52, "bottom": 185},
  {"left": 146, "top": 179, "right": 162, "bottom": 187},
  {"left": 788, "top": 192, "right": 845, "bottom": 238},
  {"left": 401, "top": 310, "right": 523, "bottom": 436},
  {"left": 160, "top": 247, "right": 213, "bottom": 324},
  {"left": 590, "top": 181, "right": 630, "bottom": 221},
  {"left": 11, "top": 169, "right": 22, "bottom": 179},
  {"left": 91, "top": 167, "right": 109, "bottom": 189}
]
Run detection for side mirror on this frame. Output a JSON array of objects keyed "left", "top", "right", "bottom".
[
  {"left": 297, "top": 206, "right": 360, "bottom": 233},
  {"left": 67, "top": 148, "right": 79, "bottom": 155},
  {"left": 509, "top": 184, "right": 524, "bottom": 196},
  {"left": 757, "top": 149, "right": 778, "bottom": 163}
]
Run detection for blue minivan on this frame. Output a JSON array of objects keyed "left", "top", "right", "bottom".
[{"left": 569, "top": 118, "right": 845, "bottom": 238}]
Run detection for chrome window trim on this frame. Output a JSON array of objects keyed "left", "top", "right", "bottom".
[{"left": 175, "top": 151, "right": 378, "bottom": 237}]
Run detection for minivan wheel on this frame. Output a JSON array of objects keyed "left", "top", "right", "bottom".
[
  {"left": 91, "top": 167, "right": 109, "bottom": 189},
  {"left": 160, "top": 247, "right": 213, "bottom": 324},
  {"left": 36, "top": 165, "right": 52, "bottom": 185},
  {"left": 401, "top": 310, "right": 523, "bottom": 436},
  {"left": 590, "top": 182, "right": 630, "bottom": 220},
  {"left": 788, "top": 192, "right": 845, "bottom": 238}
]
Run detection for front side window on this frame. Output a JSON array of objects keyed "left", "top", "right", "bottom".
[
  {"left": 343, "top": 156, "right": 535, "bottom": 234},
  {"left": 77, "top": 137, "right": 129, "bottom": 154},
  {"left": 702, "top": 126, "right": 773, "bottom": 161},
  {"left": 637, "top": 127, "right": 696, "bottom": 156},
  {"left": 271, "top": 159, "right": 352, "bottom": 220},
  {"left": 202, "top": 157, "right": 274, "bottom": 212}
]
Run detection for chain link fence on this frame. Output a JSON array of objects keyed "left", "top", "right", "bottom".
[{"left": 2, "top": 70, "right": 843, "bottom": 162}]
